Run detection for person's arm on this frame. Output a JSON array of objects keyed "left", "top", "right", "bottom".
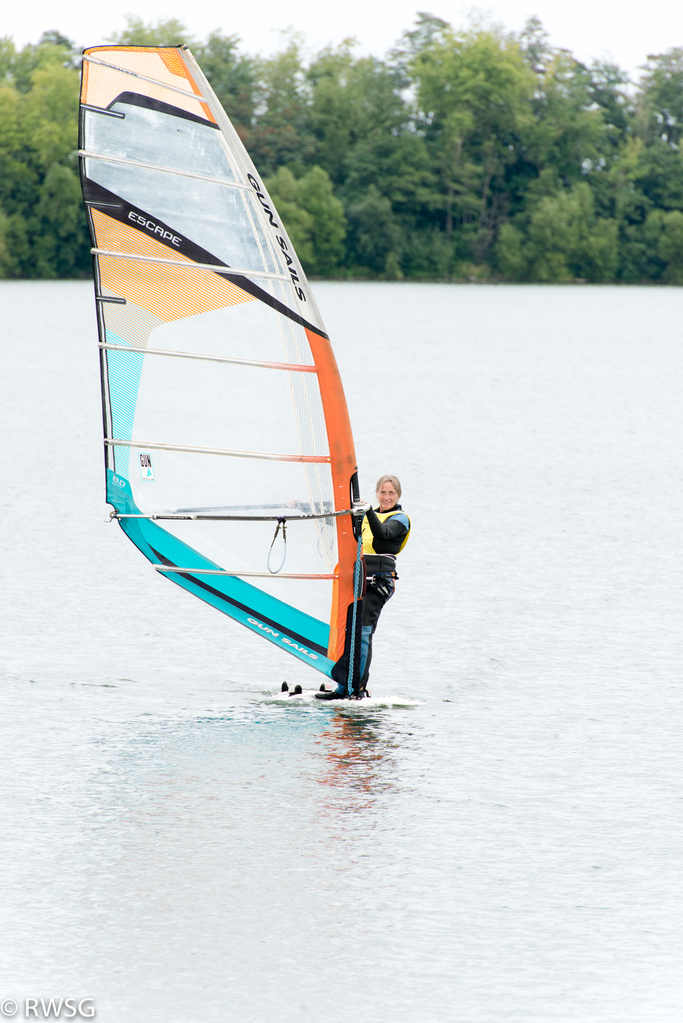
[{"left": 365, "top": 507, "right": 409, "bottom": 543}]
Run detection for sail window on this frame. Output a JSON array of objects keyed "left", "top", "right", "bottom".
[{"left": 83, "top": 101, "right": 238, "bottom": 183}]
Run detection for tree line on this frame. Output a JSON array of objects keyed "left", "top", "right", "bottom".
[{"left": 2, "top": 13, "right": 683, "bottom": 282}]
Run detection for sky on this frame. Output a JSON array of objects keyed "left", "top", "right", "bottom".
[{"left": 2, "top": 0, "right": 682, "bottom": 80}]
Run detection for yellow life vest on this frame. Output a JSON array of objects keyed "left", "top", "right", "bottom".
[{"left": 361, "top": 508, "right": 411, "bottom": 556}]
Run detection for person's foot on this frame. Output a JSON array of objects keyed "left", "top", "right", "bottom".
[{"left": 314, "top": 690, "right": 347, "bottom": 700}]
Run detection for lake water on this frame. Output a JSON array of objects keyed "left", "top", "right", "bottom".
[{"left": 1, "top": 281, "right": 682, "bottom": 1022}]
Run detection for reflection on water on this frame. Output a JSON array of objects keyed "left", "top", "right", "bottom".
[{"left": 315, "top": 711, "right": 398, "bottom": 797}]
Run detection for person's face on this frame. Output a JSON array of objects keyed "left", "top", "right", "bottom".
[{"left": 377, "top": 481, "right": 399, "bottom": 511}]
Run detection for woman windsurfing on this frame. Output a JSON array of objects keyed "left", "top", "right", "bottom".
[{"left": 316, "top": 474, "right": 410, "bottom": 699}]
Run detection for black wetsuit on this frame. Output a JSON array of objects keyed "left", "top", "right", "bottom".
[{"left": 331, "top": 503, "right": 410, "bottom": 692}]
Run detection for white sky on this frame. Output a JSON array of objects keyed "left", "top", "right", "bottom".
[{"left": 3, "top": 0, "right": 681, "bottom": 81}]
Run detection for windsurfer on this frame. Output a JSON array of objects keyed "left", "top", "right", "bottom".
[{"left": 316, "top": 475, "right": 411, "bottom": 700}]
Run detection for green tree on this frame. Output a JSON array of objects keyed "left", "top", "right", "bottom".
[
  {"left": 265, "top": 164, "right": 346, "bottom": 275},
  {"left": 264, "top": 166, "right": 315, "bottom": 266},
  {"left": 638, "top": 48, "right": 683, "bottom": 147},
  {"left": 390, "top": 11, "right": 451, "bottom": 64},
  {"left": 497, "top": 182, "right": 618, "bottom": 281},
  {"left": 342, "top": 132, "right": 438, "bottom": 232},
  {"left": 11, "top": 31, "right": 78, "bottom": 93},
  {"left": 195, "top": 32, "right": 256, "bottom": 139},
  {"left": 346, "top": 185, "right": 402, "bottom": 277},
  {"left": 631, "top": 137, "right": 683, "bottom": 212},
  {"left": 496, "top": 222, "right": 526, "bottom": 278},
  {"left": 32, "top": 164, "right": 90, "bottom": 278},
  {"left": 23, "top": 64, "right": 81, "bottom": 167},
  {"left": 296, "top": 165, "right": 346, "bottom": 274},
  {"left": 250, "top": 37, "right": 315, "bottom": 174},
  {"left": 307, "top": 44, "right": 409, "bottom": 185},
  {"left": 411, "top": 25, "right": 537, "bottom": 261},
  {"left": 0, "top": 37, "right": 16, "bottom": 83},
  {"left": 0, "top": 32, "right": 87, "bottom": 278},
  {"left": 4, "top": 212, "right": 30, "bottom": 277},
  {"left": 0, "top": 206, "right": 11, "bottom": 275},
  {"left": 657, "top": 209, "right": 683, "bottom": 282},
  {"left": 0, "top": 84, "right": 31, "bottom": 218},
  {"left": 586, "top": 59, "right": 632, "bottom": 149},
  {"left": 641, "top": 208, "right": 683, "bottom": 282},
  {"left": 520, "top": 51, "right": 607, "bottom": 185}
]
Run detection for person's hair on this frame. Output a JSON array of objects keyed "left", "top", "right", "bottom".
[{"left": 375, "top": 474, "right": 401, "bottom": 499}]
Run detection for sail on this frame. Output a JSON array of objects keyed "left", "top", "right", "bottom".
[{"left": 78, "top": 45, "right": 359, "bottom": 675}]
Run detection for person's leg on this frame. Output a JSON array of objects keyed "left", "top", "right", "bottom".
[
  {"left": 359, "top": 625, "right": 374, "bottom": 684},
  {"left": 321, "top": 575, "right": 394, "bottom": 698},
  {"left": 360, "top": 585, "right": 391, "bottom": 686},
  {"left": 321, "top": 597, "right": 365, "bottom": 698}
]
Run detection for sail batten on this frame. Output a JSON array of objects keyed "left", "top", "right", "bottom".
[
  {"left": 79, "top": 150, "right": 255, "bottom": 191},
  {"left": 91, "top": 249, "right": 289, "bottom": 280},
  {"left": 104, "top": 439, "right": 331, "bottom": 462},
  {"left": 81, "top": 44, "right": 358, "bottom": 673},
  {"left": 98, "top": 343, "right": 317, "bottom": 372},
  {"left": 81, "top": 104, "right": 125, "bottom": 118},
  {"left": 155, "top": 568, "right": 338, "bottom": 579},
  {"left": 114, "top": 512, "right": 348, "bottom": 521}
]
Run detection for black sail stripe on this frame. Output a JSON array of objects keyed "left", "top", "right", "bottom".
[{"left": 108, "top": 91, "right": 218, "bottom": 128}]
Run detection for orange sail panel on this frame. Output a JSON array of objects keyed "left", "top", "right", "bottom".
[{"left": 79, "top": 45, "right": 358, "bottom": 674}]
